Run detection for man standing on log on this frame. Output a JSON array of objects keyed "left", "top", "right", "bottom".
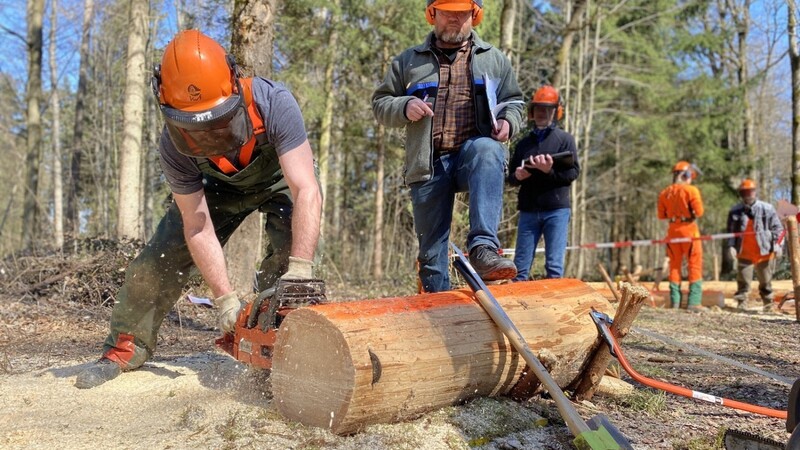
[
  {"left": 657, "top": 161, "right": 705, "bottom": 311},
  {"left": 372, "top": 0, "right": 524, "bottom": 292},
  {"left": 75, "top": 30, "right": 322, "bottom": 388},
  {"left": 727, "top": 179, "right": 783, "bottom": 312},
  {"left": 507, "top": 85, "right": 579, "bottom": 281}
]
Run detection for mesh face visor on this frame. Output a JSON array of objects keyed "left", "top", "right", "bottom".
[{"left": 161, "top": 93, "right": 253, "bottom": 158}]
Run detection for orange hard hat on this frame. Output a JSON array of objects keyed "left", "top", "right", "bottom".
[
  {"left": 672, "top": 160, "right": 698, "bottom": 179},
  {"left": 156, "top": 30, "right": 235, "bottom": 111},
  {"left": 738, "top": 179, "right": 757, "bottom": 191},
  {"left": 151, "top": 30, "right": 254, "bottom": 158},
  {"left": 426, "top": 0, "right": 483, "bottom": 26},
  {"left": 530, "top": 85, "right": 564, "bottom": 121}
]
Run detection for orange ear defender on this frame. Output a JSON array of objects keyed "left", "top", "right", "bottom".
[{"left": 530, "top": 85, "right": 564, "bottom": 121}]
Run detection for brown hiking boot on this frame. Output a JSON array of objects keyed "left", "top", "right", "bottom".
[
  {"left": 469, "top": 245, "right": 517, "bottom": 281},
  {"left": 75, "top": 358, "right": 122, "bottom": 389}
]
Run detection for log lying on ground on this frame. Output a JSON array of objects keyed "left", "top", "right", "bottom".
[
  {"left": 589, "top": 286, "right": 724, "bottom": 308},
  {"left": 587, "top": 280, "right": 794, "bottom": 299},
  {"left": 271, "top": 279, "right": 613, "bottom": 434}
]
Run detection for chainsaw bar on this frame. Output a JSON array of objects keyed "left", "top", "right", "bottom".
[
  {"left": 724, "top": 429, "right": 785, "bottom": 450},
  {"left": 259, "top": 278, "right": 326, "bottom": 331}
]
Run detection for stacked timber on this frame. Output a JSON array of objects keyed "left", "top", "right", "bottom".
[
  {"left": 589, "top": 286, "right": 724, "bottom": 308},
  {"left": 587, "top": 280, "right": 794, "bottom": 302},
  {"left": 271, "top": 278, "right": 614, "bottom": 434}
]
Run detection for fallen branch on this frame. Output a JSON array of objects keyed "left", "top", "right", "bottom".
[{"left": 572, "top": 282, "right": 651, "bottom": 402}]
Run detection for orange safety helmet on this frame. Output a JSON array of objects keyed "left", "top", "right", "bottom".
[
  {"left": 529, "top": 85, "right": 564, "bottom": 121},
  {"left": 151, "top": 30, "right": 253, "bottom": 158},
  {"left": 672, "top": 160, "right": 698, "bottom": 180},
  {"left": 426, "top": 0, "right": 483, "bottom": 27},
  {"left": 153, "top": 29, "right": 235, "bottom": 110},
  {"left": 738, "top": 178, "right": 757, "bottom": 191}
]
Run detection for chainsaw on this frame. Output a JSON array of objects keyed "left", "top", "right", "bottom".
[{"left": 215, "top": 278, "right": 327, "bottom": 369}]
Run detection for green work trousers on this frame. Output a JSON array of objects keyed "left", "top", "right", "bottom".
[{"left": 103, "top": 151, "right": 293, "bottom": 369}]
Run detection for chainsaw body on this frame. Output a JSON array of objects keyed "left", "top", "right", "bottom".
[{"left": 216, "top": 278, "right": 326, "bottom": 369}]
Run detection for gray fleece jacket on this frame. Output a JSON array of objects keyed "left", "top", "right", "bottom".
[
  {"left": 727, "top": 200, "right": 783, "bottom": 256},
  {"left": 372, "top": 31, "right": 524, "bottom": 185}
]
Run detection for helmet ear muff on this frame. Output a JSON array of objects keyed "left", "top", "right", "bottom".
[
  {"left": 556, "top": 93, "right": 564, "bottom": 121},
  {"left": 472, "top": 4, "right": 483, "bottom": 26},
  {"left": 426, "top": 4, "right": 436, "bottom": 25},
  {"left": 151, "top": 64, "right": 164, "bottom": 104}
]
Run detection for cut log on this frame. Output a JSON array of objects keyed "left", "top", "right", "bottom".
[
  {"left": 589, "top": 285, "right": 724, "bottom": 308},
  {"left": 595, "top": 376, "right": 635, "bottom": 399},
  {"left": 271, "top": 278, "right": 613, "bottom": 434}
]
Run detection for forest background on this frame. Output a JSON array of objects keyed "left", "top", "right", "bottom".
[{"left": 2, "top": 0, "right": 800, "bottom": 295}]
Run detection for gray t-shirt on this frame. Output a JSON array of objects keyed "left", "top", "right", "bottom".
[{"left": 158, "top": 77, "right": 308, "bottom": 195}]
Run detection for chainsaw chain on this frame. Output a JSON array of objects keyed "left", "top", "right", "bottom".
[{"left": 724, "top": 428, "right": 786, "bottom": 450}]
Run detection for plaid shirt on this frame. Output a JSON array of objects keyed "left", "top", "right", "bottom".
[{"left": 432, "top": 41, "right": 477, "bottom": 155}]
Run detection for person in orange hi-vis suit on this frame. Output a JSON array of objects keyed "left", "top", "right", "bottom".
[{"left": 657, "top": 161, "right": 705, "bottom": 311}]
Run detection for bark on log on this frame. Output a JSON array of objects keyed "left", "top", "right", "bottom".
[{"left": 271, "top": 278, "right": 612, "bottom": 434}]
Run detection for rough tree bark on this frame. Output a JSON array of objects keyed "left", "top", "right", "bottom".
[
  {"left": 228, "top": 0, "right": 276, "bottom": 293},
  {"left": 318, "top": 1, "right": 339, "bottom": 241},
  {"left": 49, "top": 0, "right": 63, "bottom": 250},
  {"left": 499, "top": 0, "right": 517, "bottom": 59},
  {"left": 22, "top": 0, "right": 45, "bottom": 249},
  {"left": 66, "top": 0, "right": 94, "bottom": 241},
  {"left": 789, "top": 0, "right": 800, "bottom": 204},
  {"left": 117, "top": 0, "right": 148, "bottom": 239},
  {"left": 551, "top": 0, "right": 589, "bottom": 91}
]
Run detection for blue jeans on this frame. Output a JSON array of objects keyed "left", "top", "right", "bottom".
[
  {"left": 513, "top": 208, "right": 571, "bottom": 280},
  {"left": 410, "top": 137, "right": 507, "bottom": 293}
]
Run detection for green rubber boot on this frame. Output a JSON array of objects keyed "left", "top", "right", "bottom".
[
  {"left": 669, "top": 282, "right": 681, "bottom": 308},
  {"left": 688, "top": 280, "right": 703, "bottom": 308}
]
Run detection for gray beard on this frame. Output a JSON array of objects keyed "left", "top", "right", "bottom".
[{"left": 435, "top": 29, "right": 470, "bottom": 44}]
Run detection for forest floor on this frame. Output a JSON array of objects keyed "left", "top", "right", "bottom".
[{"left": 0, "top": 242, "right": 798, "bottom": 450}]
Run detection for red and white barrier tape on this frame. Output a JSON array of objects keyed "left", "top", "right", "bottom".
[{"left": 501, "top": 230, "right": 759, "bottom": 256}]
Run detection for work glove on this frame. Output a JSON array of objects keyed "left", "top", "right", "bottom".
[
  {"left": 214, "top": 292, "right": 242, "bottom": 333},
  {"left": 282, "top": 256, "right": 314, "bottom": 280},
  {"left": 727, "top": 246, "right": 738, "bottom": 261}
]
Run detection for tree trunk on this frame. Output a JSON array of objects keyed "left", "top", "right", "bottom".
[
  {"left": 551, "top": 0, "right": 589, "bottom": 90},
  {"left": 499, "top": 0, "right": 517, "bottom": 59},
  {"left": 732, "top": 0, "right": 754, "bottom": 176},
  {"left": 116, "top": 0, "right": 148, "bottom": 239},
  {"left": 22, "top": 0, "right": 45, "bottom": 249},
  {"left": 272, "top": 279, "right": 612, "bottom": 434},
  {"left": 318, "top": 3, "right": 339, "bottom": 240},
  {"left": 789, "top": 0, "right": 800, "bottom": 204},
  {"left": 49, "top": 0, "right": 63, "bottom": 250},
  {"left": 66, "top": 0, "right": 94, "bottom": 241},
  {"left": 228, "top": 0, "right": 276, "bottom": 293},
  {"left": 373, "top": 124, "right": 385, "bottom": 280}
]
